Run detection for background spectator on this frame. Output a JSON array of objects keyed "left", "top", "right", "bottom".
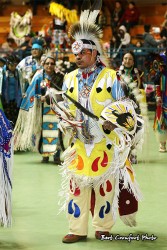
[
  {"left": 1, "top": 38, "right": 17, "bottom": 56},
  {"left": 111, "top": 25, "right": 131, "bottom": 49},
  {"left": 133, "top": 40, "right": 143, "bottom": 52},
  {"left": 118, "top": 1, "right": 140, "bottom": 32},
  {"left": 1, "top": 54, "right": 22, "bottom": 127},
  {"left": 118, "top": 25, "right": 131, "bottom": 47},
  {"left": 110, "top": 1, "right": 124, "bottom": 34},
  {"left": 110, "top": 25, "right": 131, "bottom": 62},
  {"left": 15, "top": 33, "right": 33, "bottom": 60},
  {"left": 0, "top": 58, "right": 6, "bottom": 69},
  {"left": 143, "top": 24, "right": 165, "bottom": 51}
]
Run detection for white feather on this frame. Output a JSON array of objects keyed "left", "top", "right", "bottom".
[
  {"left": 80, "top": 10, "right": 90, "bottom": 27},
  {"left": 87, "top": 10, "right": 100, "bottom": 24}
]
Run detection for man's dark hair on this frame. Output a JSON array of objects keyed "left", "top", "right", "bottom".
[
  {"left": 80, "top": 39, "right": 96, "bottom": 46},
  {"left": 80, "top": 39, "right": 100, "bottom": 55},
  {"left": 7, "top": 38, "right": 15, "bottom": 44},
  {"left": 144, "top": 24, "right": 151, "bottom": 32}
]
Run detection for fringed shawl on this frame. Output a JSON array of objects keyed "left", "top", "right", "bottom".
[{"left": 14, "top": 70, "right": 43, "bottom": 152}]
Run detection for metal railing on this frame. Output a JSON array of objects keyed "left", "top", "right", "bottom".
[
  {"left": 109, "top": 47, "right": 165, "bottom": 68},
  {"left": 0, "top": 46, "right": 165, "bottom": 84}
]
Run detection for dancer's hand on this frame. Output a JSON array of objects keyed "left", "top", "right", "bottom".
[{"left": 102, "top": 120, "right": 117, "bottom": 131}]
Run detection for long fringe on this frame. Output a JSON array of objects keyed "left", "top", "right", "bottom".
[
  {"left": 14, "top": 99, "right": 42, "bottom": 152},
  {"left": 120, "top": 212, "right": 137, "bottom": 227},
  {"left": 58, "top": 126, "right": 141, "bottom": 214},
  {"left": 0, "top": 139, "right": 13, "bottom": 227}
]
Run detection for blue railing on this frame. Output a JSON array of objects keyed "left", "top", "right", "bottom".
[
  {"left": 0, "top": 46, "right": 165, "bottom": 84},
  {"left": 109, "top": 47, "right": 165, "bottom": 69}
]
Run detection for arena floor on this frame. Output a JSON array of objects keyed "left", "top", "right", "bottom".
[{"left": 0, "top": 111, "right": 166, "bottom": 250}]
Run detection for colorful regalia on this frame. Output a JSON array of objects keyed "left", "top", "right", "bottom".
[
  {"left": 14, "top": 69, "right": 61, "bottom": 157},
  {"left": 58, "top": 66, "right": 144, "bottom": 226},
  {"left": 17, "top": 55, "right": 42, "bottom": 94},
  {"left": 0, "top": 109, "right": 13, "bottom": 227},
  {"left": 152, "top": 52, "right": 167, "bottom": 152},
  {"left": 49, "top": 0, "right": 146, "bottom": 242},
  {"left": 49, "top": 2, "right": 78, "bottom": 52},
  {"left": 17, "top": 38, "right": 45, "bottom": 95},
  {"left": 9, "top": 9, "right": 32, "bottom": 46}
]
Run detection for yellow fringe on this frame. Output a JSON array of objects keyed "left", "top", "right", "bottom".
[{"left": 49, "top": 2, "right": 78, "bottom": 24}]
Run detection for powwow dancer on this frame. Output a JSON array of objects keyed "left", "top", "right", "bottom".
[
  {"left": 49, "top": 0, "right": 146, "bottom": 243},
  {"left": 14, "top": 54, "right": 64, "bottom": 164},
  {"left": 116, "top": 51, "right": 147, "bottom": 163},
  {"left": 0, "top": 109, "right": 13, "bottom": 227},
  {"left": 17, "top": 37, "right": 45, "bottom": 95},
  {"left": 152, "top": 51, "right": 167, "bottom": 152}
]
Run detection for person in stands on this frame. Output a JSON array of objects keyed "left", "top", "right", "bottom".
[
  {"left": 118, "top": 1, "right": 140, "bottom": 32},
  {"left": 110, "top": 0, "right": 124, "bottom": 34},
  {"left": 143, "top": 24, "right": 165, "bottom": 50}
]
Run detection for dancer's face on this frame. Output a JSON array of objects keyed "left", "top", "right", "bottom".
[
  {"left": 8, "top": 62, "right": 17, "bottom": 72},
  {"left": 122, "top": 53, "right": 134, "bottom": 68},
  {"left": 31, "top": 48, "right": 42, "bottom": 59},
  {"left": 43, "top": 58, "right": 55, "bottom": 75},
  {"left": 74, "top": 49, "right": 97, "bottom": 69}
]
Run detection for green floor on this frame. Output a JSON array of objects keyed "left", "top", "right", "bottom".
[{"left": 0, "top": 112, "right": 167, "bottom": 250}]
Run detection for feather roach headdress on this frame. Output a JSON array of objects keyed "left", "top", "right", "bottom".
[{"left": 69, "top": 0, "right": 107, "bottom": 65}]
